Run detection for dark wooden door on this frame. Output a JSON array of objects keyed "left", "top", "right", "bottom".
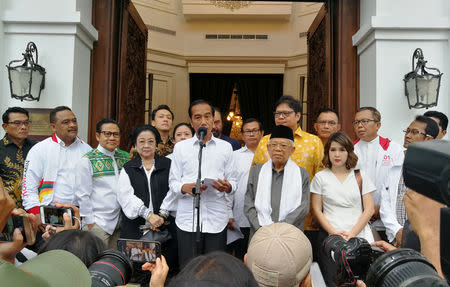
[
  {"left": 89, "top": 0, "right": 147, "bottom": 150},
  {"left": 307, "top": 0, "right": 359, "bottom": 138}
]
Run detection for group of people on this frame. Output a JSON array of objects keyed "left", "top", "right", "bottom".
[{"left": 0, "top": 95, "right": 448, "bottom": 286}]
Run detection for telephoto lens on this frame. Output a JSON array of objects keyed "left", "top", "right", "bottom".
[
  {"left": 366, "top": 248, "right": 449, "bottom": 287},
  {"left": 89, "top": 250, "right": 134, "bottom": 287}
]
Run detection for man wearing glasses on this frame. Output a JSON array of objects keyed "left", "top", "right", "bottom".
[
  {"left": 75, "top": 118, "right": 129, "bottom": 248},
  {"left": 227, "top": 118, "right": 264, "bottom": 259},
  {"left": 22, "top": 106, "right": 92, "bottom": 217},
  {"left": 313, "top": 108, "right": 341, "bottom": 146},
  {"left": 380, "top": 115, "right": 438, "bottom": 248},
  {"left": 353, "top": 107, "right": 404, "bottom": 241},
  {"left": 0, "top": 107, "right": 35, "bottom": 208}
]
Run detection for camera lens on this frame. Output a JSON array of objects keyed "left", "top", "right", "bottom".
[
  {"left": 323, "top": 234, "right": 347, "bottom": 262},
  {"left": 89, "top": 250, "right": 133, "bottom": 287},
  {"left": 366, "top": 248, "right": 447, "bottom": 287}
]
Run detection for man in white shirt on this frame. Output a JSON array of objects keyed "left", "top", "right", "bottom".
[
  {"left": 22, "top": 106, "right": 92, "bottom": 218},
  {"left": 380, "top": 116, "right": 439, "bottom": 246},
  {"left": 226, "top": 118, "right": 264, "bottom": 260},
  {"left": 353, "top": 107, "right": 404, "bottom": 241},
  {"left": 76, "top": 118, "right": 129, "bottom": 249},
  {"left": 169, "top": 99, "right": 237, "bottom": 267}
]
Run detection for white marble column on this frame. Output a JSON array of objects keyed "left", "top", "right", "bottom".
[
  {"left": 353, "top": 0, "right": 450, "bottom": 143},
  {"left": 0, "top": 0, "right": 98, "bottom": 141}
]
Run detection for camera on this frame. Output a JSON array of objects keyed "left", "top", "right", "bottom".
[
  {"left": 323, "top": 234, "right": 448, "bottom": 286},
  {"left": 89, "top": 250, "right": 133, "bottom": 287},
  {"left": 40, "top": 205, "right": 74, "bottom": 226},
  {"left": 323, "top": 234, "right": 384, "bottom": 285},
  {"left": 117, "top": 238, "right": 161, "bottom": 263}
]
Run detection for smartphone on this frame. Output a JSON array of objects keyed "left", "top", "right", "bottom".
[
  {"left": 117, "top": 239, "right": 161, "bottom": 263},
  {"left": 0, "top": 215, "right": 35, "bottom": 245},
  {"left": 40, "top": 206, "right": 73, "bottom": 226}
]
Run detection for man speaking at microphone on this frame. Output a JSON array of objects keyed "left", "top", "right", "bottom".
[{"left": 168, "top": 99, "right": 237, "bottom": 267}]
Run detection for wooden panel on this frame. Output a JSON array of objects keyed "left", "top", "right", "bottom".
[
  {"left": 306, "top": 0, "right": 359, "bottom": 139},
  {"left": 89, "top": 0, "right": 122, "bottom": 146},
  {"left": 116, "top": 0, "right": 148, "bottom": 150}
]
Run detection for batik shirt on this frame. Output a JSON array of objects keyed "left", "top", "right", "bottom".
[
  {"left": 156, "top": 138, "right": 175, "bottom": 157},
  {"left": 0, "top": 135, "right": 35, "bottom": 208}
]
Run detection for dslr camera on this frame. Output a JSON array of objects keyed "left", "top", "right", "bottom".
[{"left": 323, "top": 234, "right": 447, "bottom": 286}]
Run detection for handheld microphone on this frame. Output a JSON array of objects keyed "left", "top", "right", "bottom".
[{"left": 197, "top": 126, "right": 208, "bottom": 142}]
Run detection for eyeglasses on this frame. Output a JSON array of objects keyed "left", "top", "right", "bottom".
[
  {"left": 317, "top": 121, "right": 338, "bottom": 126},
  {"left": 7, "top": 121, "right": 31, "bottom": 127},
  {"left": 242, "top": 129, "right": 260, "bottom": 135},
  {"left": 268, "top": 142, "right": 291, "bottom": 149},
  {"left": 273, "top": 111, "right": 295, "bottom": 118},
  {"left": 403, "top": 129, "right": 430, "bottom": 137},
  {"left": 352, "top": 119, "right": 378, "bottom": 126},
  {"left": 100, "top": 131, "right": 120, "bottom": 138}
]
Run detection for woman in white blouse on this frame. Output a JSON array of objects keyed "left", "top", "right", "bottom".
[
  {"left": 310, "top": 131, "right": 375, "bottom": 286},
  {"left": 117, "top": 125, "right": 178, "bottom": 281}
]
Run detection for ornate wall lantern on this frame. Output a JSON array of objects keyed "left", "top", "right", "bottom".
[
  {"left": 6, "top": 42, "right": 46, "bottom": 101},
  {"left": 403, "top": 48, "right": 442, "bottom": 109}
]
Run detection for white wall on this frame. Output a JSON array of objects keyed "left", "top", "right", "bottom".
[
  {"left": 0, "top": 0, "right": 97, "bottom": 140},
  {"left": 354, "top": 0, "right": 450, "bottom": 144}
]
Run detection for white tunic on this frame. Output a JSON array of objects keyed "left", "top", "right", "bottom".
[{"left": 310, "top": 169, "right": 376, "bottom": 242}]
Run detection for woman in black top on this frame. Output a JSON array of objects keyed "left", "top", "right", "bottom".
[{"left": 118, "top": 125, "right": 178, "bottom": 284}]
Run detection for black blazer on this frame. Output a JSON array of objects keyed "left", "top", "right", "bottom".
[{"left": 120, "top": 155, "right": 172, "bottom": 239}]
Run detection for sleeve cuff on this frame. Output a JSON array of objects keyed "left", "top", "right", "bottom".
[{"left": 28, "top": 206, "right": 40, "bottom": 215}]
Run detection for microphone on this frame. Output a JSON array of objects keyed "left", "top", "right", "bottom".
[{"left": 197, "top": 126, "right": 208, "bottom": 142}]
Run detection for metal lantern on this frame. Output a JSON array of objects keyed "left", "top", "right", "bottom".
[
  {"left": 403, "top": 48, "right": 442, "bottom": 109},
  {"left": 6, "top": 42, "right": 46, "bottom": 101}
]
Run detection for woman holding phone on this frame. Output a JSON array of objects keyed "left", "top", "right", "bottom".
[
  {"left": 310, "top": 131, "right": 375, "bottom": 286},
  {"left": 118, "top": 125, "right": 178, "bottom": 284}
]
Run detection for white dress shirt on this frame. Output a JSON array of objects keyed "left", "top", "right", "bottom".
[
  {"left": 229, "top": 146, "right": 253, "bottom": 228},
  {"left": 53, "top": 135, "right": 92, "bottom": 205},
  {"left": 169, "top": 135, "right": 236, "bottom": 233},
  {"left": 75, "top": 145, "right": 121, "bottom": 235},
  {"left": 117, "top": 165, "right": 154, "bottom": 221}
]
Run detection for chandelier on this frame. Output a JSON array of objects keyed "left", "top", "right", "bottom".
[{"left": 210, "top": 0, "right": 251, "bottom": 11}]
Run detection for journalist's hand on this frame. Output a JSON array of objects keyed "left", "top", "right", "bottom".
[
  {"left": 142, "top": 255, "right": 169, "bottom": 287},
  {"left": 371, "top": 240, "right": 396, "bottom": 252},
  {"left": 0, "top": 179, "right": 15, "bottom": 231}
]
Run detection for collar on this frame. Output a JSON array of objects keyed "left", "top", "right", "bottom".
[
  {"left": 192, "top": 134, "right": 217, "bottom": 147},
  {"left": 354, "top": 136, "right": 390, "bottom": 151},
  {"left": 2, "top": 134, "right": 32, "bottom": 148},
  {"left": 237, "top": 145, "right": 254, "bottom": 154},
  {"left": 294, "top": 126, "right": 304, "bottom": 137},
  {"left": 97, "top": 145, "right": 116, "bottom": 157},
  {"left": 128, "top": 154, "right": 168, "bottom": 171},
  {"left": 51, "top": 133, "right": 81, "bottom": 147}
]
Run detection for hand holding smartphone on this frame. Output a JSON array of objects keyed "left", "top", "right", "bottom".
[
  {"left": 117, "top": 239, "right": 161, "bottom": 263},
  {"left": 0, "top": 214, "right": 36, "bottom": 245},
  {"left": 40, "top": 205, "right": 74, "bottom": 226}
]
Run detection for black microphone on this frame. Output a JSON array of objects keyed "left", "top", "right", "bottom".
[{"left": 197, "top": 126, "right": 207, "bottom": 142}]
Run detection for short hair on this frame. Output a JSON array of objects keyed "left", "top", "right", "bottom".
[
  {"left": 414, "top": 115, "right": 439, "bottom": 139},
  {"left": 95, "top": 118, "right": 121, "bottom": 133},
  {"left": 322, "top": 132, "right": 358, "bottom": 169},
  {"left": 274, "top": 95, "right": 302, "bottom": 114},
  {"left": 241, "top": 118, "right": 263, "bottom": 133},
  {"left": 424, "top": 110, "right": 448, "bottom": 131},
  {"left": 168, "top": 251, "right": 259, "bottom": 287},
  {"left": 50, "top": 106, "right": 72, "bottom": 123},
  {"left": 2, "top": 107, "right": 29, "bottom": 123},
  {"left": 151, "top": 104, "right": 174, "bottom": 121},
  {"left": 188, "top": 99, "right": 215, "bottom": 118},
  {"left": 357, "top": 107, "right": 381, "bottom": 122},
  {"left": 173, "top": 122, "right": 195, "bottom": 138},
  {"left": 130, "top": 124, "right": 161, "bottom": 147},
  {"left": 316, "top": 107, "right": 339, "bottom": 122},
  {"left": 38, "top": 229, "right": 106, "bottom": 267}
]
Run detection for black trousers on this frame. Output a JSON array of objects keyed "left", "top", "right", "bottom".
[
  {"left": 226, "top": 227, "right": 250, "bottom": 260},
  {"left": 304, "top": 230, "right": 320, "bottom": 262},
  {"left": 177, "top": 226, "right": 227, "bottom": 268}
]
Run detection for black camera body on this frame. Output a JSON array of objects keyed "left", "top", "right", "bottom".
[{"left": 323, "top": 234, "right": 384, "bottom": 285}]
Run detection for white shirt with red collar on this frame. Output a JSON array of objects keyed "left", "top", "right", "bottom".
[
  {"left": 354, "top": 136, "right": 404, "bottom": 229},
  {"left": 22, "top": 134, "right": 92, "bottom": 214}
]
